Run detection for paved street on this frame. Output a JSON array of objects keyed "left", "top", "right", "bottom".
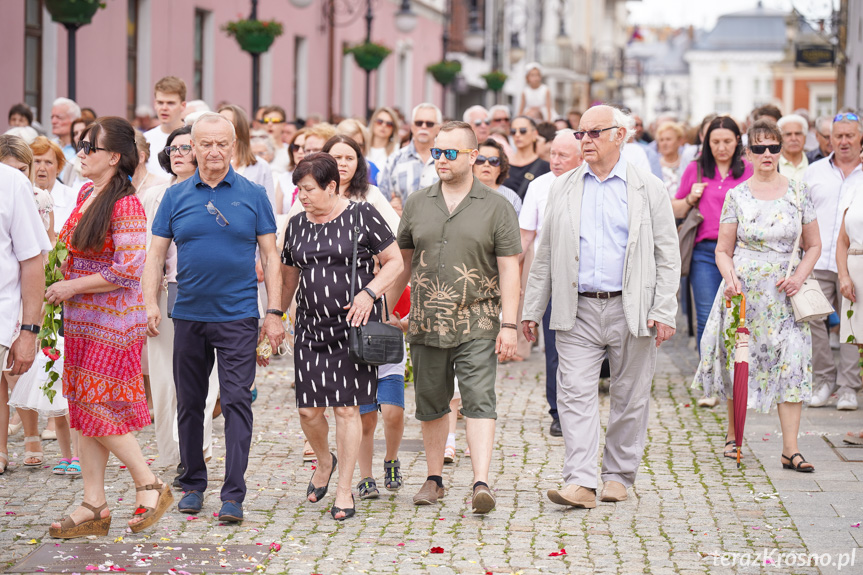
[{"left": 1, "top": 331, "right": 861, "bottom": 574}]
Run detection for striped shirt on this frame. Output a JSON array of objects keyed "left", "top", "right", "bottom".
[{"left": 378, "top": 141, "right": 438, "bottom": 202}]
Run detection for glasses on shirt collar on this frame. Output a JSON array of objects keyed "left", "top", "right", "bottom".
[
  {"left": 430, "top": 148, "right": 474, "bottom": 161},
  {"left": 205, "top": 200, "right": 230, "bottom": 227},
  {"left": 834, "top": 113, "right": 860, "bottom": 123},
  {"left": 574, "top": 126, "right": 618, "bottom": 140}
]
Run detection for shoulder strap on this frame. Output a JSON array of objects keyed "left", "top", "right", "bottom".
[
  {"left": 348, "top": 205, "right": 389, "bottom": 321},
  {"left": 696, "top": 162, "right": 702, "bottom": 184},
  {"left": 786, "top": 180, "right": 805, "bottom": 281}
]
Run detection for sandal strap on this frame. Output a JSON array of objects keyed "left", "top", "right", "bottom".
[
  {"left": 81, "top": 501, "right": 108, "bottom": 516},
  {"left": 23, "top": 436, "right": 41, "bottom": 443},
  {"left": 783, "top": 452, "right": 805, "bottom": 462},
  {"left": 383, "top": 458, "right": 400, "bottom": 469},
  {"left": 136, "top": 481, "right": 165, "bottom": 492}
]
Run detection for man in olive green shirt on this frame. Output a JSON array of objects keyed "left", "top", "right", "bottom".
[{"left": 392, "top": 121, "right": 522, "bottom": 514}]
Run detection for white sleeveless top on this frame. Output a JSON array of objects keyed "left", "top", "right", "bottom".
[{"left": 522, "top": 84, "right": 550, "bottom": 119}]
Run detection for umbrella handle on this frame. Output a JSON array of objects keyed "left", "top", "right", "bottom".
[{"left": 740, "top": 293, "right": 746, "bottom": 325}]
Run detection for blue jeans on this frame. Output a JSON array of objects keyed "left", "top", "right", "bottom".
[
  {"left": 690, "top": 240, "right": 723, "bottom": 353},
  {"left": 542, "top": 303, "right": 559, "bottom": 420}
]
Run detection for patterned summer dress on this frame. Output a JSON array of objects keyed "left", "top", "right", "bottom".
[
  {"left": 282, "top": 201, "right": 395, "bottom": 408},
  {"left": 692, "top": 180, "right": 815, "bottom": 413},
  {"left": 59, "top": 184, "right": 149, "bottom": 436}
]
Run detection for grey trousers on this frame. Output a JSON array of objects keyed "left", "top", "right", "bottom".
[
  {"left": 812, "top": 270, "right": 861, "bottom": 392},
  {"left": 556, "top": 297, "right": 656, "bottom": 489}
]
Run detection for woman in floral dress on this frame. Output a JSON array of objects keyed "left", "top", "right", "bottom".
[
  {"left": 45, "top": 117, "right": 171, "bottom": 538},
  {"left": 692, "top": 120, "right": 821, "bottom": 472}
]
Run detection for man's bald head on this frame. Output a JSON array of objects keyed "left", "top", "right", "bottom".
[{"left": 549, "top": 129, "right": 583, "bottom": 177}]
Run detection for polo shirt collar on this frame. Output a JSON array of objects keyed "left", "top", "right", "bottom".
[
  {"left": 584, "top": 153, "right": 628, "bottom": 184},
  {"left": 192, "top": 165, "right": 237, "bottom": 188}
]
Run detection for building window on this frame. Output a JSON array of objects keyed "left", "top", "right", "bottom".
[
  {"left": 294, "top": 36, "right": 308, "bottom": 119},
  {"left": 24, "top": 0, "right": 42, "bottom": 114},
  {"left": 194, "top": 9, "right": 206, "bottom": 99},
  {"left": 726, "top": 78, "right": 733, "bottom": 94},
  {"left": 127, "top": 0, "right": 139, "bottom": 119},
  {"left": 754, "top": 78, "right": 760, "bottom": 95}
]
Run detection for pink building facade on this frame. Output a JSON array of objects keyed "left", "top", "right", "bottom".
[{"left": 1, "top": 0, "right": 445, "bottom": 127}]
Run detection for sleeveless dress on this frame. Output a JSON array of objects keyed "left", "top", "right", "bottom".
[
  {"left": 692, "top": 180, "right": 815, "bottom": 413},
  {"left": 60, "top": 184, "right": 150, "bottom": 436}
]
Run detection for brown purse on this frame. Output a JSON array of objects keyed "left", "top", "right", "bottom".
[{"left": 677, "top": 163, "right": 703, "bottom": 277}]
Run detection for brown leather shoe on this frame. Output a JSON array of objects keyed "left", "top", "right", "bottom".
[
  {"left": 600, "top": 480, "right": 628, "bottom": 502},
  {"left": 547, "top": 484, "right": 596, "bottom": 508},
  {"left": 413, "top": 479, "right": 445, "bottom": 505},
  {"left": 471, "top": 484, "right": 496, "bottom": 514}
]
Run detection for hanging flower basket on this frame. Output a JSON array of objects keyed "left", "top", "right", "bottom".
[
  {"left": 482, "top": 70, "right": 508, "bottom": 92},
  {"left": 45, "top": 0, "right": 104, "bottom": 26},
  {"left": 345, "top": 42, "right": 392, "bottom": 72},
  {"left": 427, "top": 60, "right": 462, "bottom": 86},
  {"left": 223, "top": 19, "right": 284, "bottom": 54}
]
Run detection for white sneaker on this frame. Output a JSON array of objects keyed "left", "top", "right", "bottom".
[
  {"left": 837, "top": 388, "right": 859, "bottom": 411},
  {"left": 830, "top": 331, "right": 840, "bottom": 350},
  {"left": 809, "top": 383, "right": 834, "bottom": 407},
  {"left": 697, "top": 396, "right": 719, "bottom": 407}
]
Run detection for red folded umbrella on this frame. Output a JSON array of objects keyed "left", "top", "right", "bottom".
[{"left": 725, "top": 294, "right": 750, "bottom": 468}]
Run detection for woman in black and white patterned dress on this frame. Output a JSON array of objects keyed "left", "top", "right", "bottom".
[{"left": 280, "top": 154, "right": 403, "bottom": 520}]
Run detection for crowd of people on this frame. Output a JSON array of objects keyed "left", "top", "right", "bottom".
[{"left": 2, "top": 67, "right": 863, "bottom": 534}]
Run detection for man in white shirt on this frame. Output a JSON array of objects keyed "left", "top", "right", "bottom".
[
  {"left": 0, "top": 164, "right": 51, "bottom": 374},
  {"left": 378, "top": 103, "right": 441, "bottom": 206},
  {"left": 804, "top": 113, "right": 863, "bottom": 411},
  {"left": 777, "top": 114, "right": 809, "bottom": 182},
  {"left": 519, "top": 130, "right": 582, "bottom": 437},
  {"left": 51, "top": 97, "right": 80, "bottom": 165},
  {"left": 144, "top": 76, "right": 187, "bottom": 175},
  {"left": 464, "top": 105, "right": 490, "bottom": 144}
]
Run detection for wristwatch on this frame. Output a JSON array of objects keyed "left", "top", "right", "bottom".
[
  {"left": 266, "top": 308, "right": 284, "bottom": 317},
  {"left": 362, "top": 287, "right": 378, "bottom": 300},
  {"left": 20, "top": 324, "right": 41, "bottom": 334}
]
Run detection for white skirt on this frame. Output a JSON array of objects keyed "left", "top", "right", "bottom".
[
  {"left": 840, "top": 248, "right": 863, "bottom": 347},
  {"left": 8, "top": 337, "right": 68, "bottom": 417}
]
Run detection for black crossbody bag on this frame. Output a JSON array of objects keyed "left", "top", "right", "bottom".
[{"left": 347, "top": 224, "right": 404, "bottom": 366}]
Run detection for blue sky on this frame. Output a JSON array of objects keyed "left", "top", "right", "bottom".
[{"left": 625, "top": 0, "right": 838, "bottom": 29}]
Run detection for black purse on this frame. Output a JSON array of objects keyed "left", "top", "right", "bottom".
[{"left": 347, "top": 224, "right": 405, "bottom": 366}]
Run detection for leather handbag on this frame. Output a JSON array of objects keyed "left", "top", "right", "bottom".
[
  {"left": 677, "top": 164, "right": 703, "bottom": 277},
  {"left": 787, "top": 182, "right": 833, "bottom": 323},
  {"left": 347, "top": 222, "right": 404, "bottom": 366}
]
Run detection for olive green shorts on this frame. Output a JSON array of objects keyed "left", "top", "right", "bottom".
[{"left": 410, "top": 339, "right": 497, "bottom": 421}]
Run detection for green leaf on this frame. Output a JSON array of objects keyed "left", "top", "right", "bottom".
[
  {"left": 49, "top": 371, "right": 59, "bottom": 382},
  {"left": 848, "top": 310, "right": 855, "bottom": 319},
  {"left": 847, "top": 335, "right": 857, "bottom": 344}
]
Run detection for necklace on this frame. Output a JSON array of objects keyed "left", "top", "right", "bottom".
[
  {"left": 134, "top": 172, "right": 150, "bottom": 193},
  {"left": 310, "top": 197, "right": 342, "bottom": 240}
]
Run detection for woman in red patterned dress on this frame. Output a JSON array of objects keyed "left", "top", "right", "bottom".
[{"left": 45, "top": 117, "right": 171, "bottom": 538}]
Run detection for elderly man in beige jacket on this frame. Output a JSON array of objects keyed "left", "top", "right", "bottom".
[{"left": 522, "top": 105, "right": 680, "bottom": 509}]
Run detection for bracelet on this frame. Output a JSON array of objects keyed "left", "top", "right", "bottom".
[
  {"left": 362, "top": 287, "right": 378, "bottom": 300},
  {"left": 266, "top": 308, "right": 284, "bottom": 317},
  {"left": 501, "top": 323, "right": 518, "bottom": 330},
  {"left": 19, "top": 324, "right": 41, "bottom": 334}
]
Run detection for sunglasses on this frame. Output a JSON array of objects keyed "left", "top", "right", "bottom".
[
  {"left": 511, "top": 127, "right": 530, "bottom": 135},
  {"left": 414, "top": 120, "right": 437, "bottom": 129},
  {"left": 491, "top": 117, "right": 510, "bottom": 123},
  {"left": 749, "top": 144, "right": 782, "bottom": 154},
  {"left": 76, "top": 140, "right": 108, "bottom": 155},
  {"left": 375, "top": 118, "right": 394, "bottom": 127},
  {"left": 430, "top": 148, "right": 474, "bottom": 161},
  {"left": 263, "top": 118, "right": 285, "bottom": 124},
  {"left": 573, "top": 126, "right": 618, "bottom": 140},
  {"left": 834, "top": 113, "right": 860, "bottom": 123},
  {"left": 473, "top": 119, "right": 490, "bottom": 127},
  {"left": 290, "top": 143, "right": 303, "bottom": 152},
  {"left": 164, "top": 144, "right": 193, "bottom": 156},
  {"left": 475, "top": 154, "right": 501, "bottom": 167},
  {"left": 205, "top": 200, "right": 230, "bottom": 227}
]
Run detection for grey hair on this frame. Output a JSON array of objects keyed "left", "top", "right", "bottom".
[
  {"left": 412, "top": 103, "right": 442, "bottom": 124},
  {"left": 191, "top": 112, "right": 236, "bottom": 140},
  {"left": 815, "top": 115, "right": 832, "bottom": 135},
  {"left": 832, "top": 112, "right": 862, "bottom": 135},
  {"left": 488, "top": 104, "right": 511, "bottom": 119},
  {"left": 554, "top": 128, "right": 576, "bottom": 139},
  {"left": 249, "top": 129, "right": 275, "bottom": 156},
  {"left": 185, "top": 99, "right": 212, "bottom": 114},
  {"left": 463, "top": 105, "right": 489, "bottom": 122},
  {"left": 601, "top": 106, "right": 633, "bottom": 150},
  {"left": 53, "top": 97, "right": 81, "bottom": 120},
  {"left": 777, "top": 114, "right": 809, "bottom": 133}
]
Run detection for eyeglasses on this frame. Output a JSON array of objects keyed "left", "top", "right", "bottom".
[
  {"left": 473, "top": 119, "right": 490, "bottom": 127},
  {"left": 303, "top": 148, "right": 322, "bottom": 155},
  {"left": 491, "top": 117, "right": 510, "bottom": 123},
  {"left": 573, "top": 126, "right": 618, "bottom": 140},
  {"left": 290, "top": 143, "right": 303, "bottom": 152},
  {"left": 205, "top": 200, "right": 230, "bottom": 227},
  {"left": 164, "top": 144, "right": 193, "bottom": 156},
  {"left": 263, "top": 118, "right": 285, "bottom": 124},
  {"left": 474, "top": 154, "right": 501, "bottom": 167},
  {"left": 76, "top": 140, "right": 108, "bottom": 155},
  {"left": 834, "top": 113, "right": 860, "bottom": 123},
  {"left": 430, "top": 148, "right": 474, "bottom": 161},
  {"left": 375, "top": 118, "right": 394, "bottom": 127},
  {"left": 511, "top": 127, "right": 531, "bottom": 135},
  {"left": 749, "top": 144, "right": 782, "bottom": 154},
  {"left": 414, "top": 120, "right": 437, "bottom": 129}
]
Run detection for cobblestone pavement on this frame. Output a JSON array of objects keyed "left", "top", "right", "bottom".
[{"left": 1, "top": 331, "right": 858, "bottom": 574}]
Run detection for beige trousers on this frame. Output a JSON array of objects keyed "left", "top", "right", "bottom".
[
  {"left": 555, "top": 297, "right": 656, "bottom": 489},
  {"left": 516, "top": 243, "right": 534, "bottom": 359},
  {"left": 148, "top": 286, "right": 220, "bottom": 468},
  {"left": 812, "top": 270, "right": 861, "bottom": 392}
]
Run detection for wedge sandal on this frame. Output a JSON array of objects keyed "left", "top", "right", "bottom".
[
  {"left": 49, "top": 502, "right": 111, "bottom": 538},
  {"left": 129, "top": 480, "right": 173, "bottom": 533}
]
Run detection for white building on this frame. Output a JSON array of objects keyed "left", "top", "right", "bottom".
[
  {"left": 844, "top": 0, "right": 863, "bottom": 111},
  {"left": 623, "top": 28, "right": 694, "bottom": 124},
  {"left": 684, "top": 6, "right": 786, "bottom": 123}
]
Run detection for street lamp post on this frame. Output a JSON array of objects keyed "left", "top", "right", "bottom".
[
  {"left": 364, "top": 0, "right": 374, "bottom": 121},
  {"left": 250, "top": 0, "right": 261, "bottom": 114}
]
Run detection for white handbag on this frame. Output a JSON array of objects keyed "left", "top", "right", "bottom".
[{"left": 787, "top": 183, "right": 834, "bottom": 323}]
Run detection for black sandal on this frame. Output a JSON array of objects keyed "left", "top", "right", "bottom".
[
  {"left": 306, "top": 452, "right": 337, "bottom": 502},
  {"left": 330, "top": 494, "right": 356, "bottom": 521},
  {"left": 357, "top": 477, "right": 379, "bottom": 500},
  {"left": 383, "top": 459, "right": 402, "bottom": 491},
  {"left": 781, "top": 453, "right": 814, "bottom": 473},
  {"left": 723, "top": 436, "right": 738, "bottom": 460}
]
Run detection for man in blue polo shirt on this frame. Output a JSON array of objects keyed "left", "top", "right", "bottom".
[{"left": 143, "top": 112, "right": 284, "bottom": 522}]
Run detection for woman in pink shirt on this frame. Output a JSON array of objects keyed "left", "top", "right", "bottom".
[{"left": 673, "top": 116, "right": 753, "bottom": 351}]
